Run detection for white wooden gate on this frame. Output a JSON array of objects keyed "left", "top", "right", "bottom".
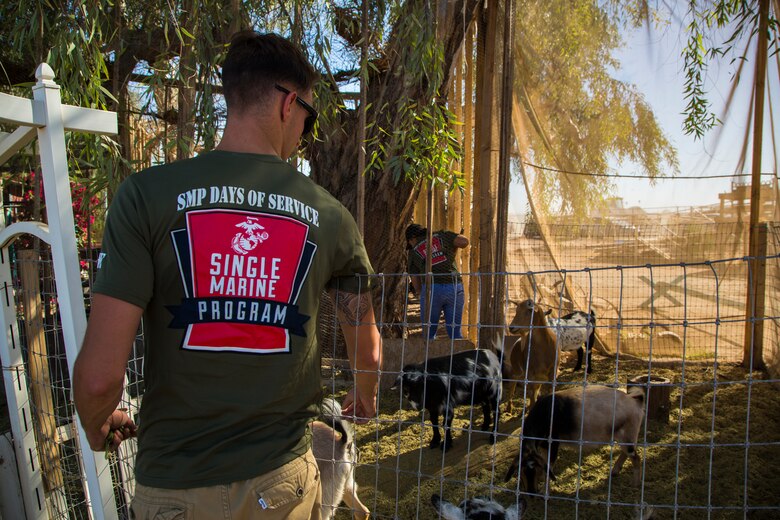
[{"left": 0, "top": 64, "right": 120, "bottom": 520}]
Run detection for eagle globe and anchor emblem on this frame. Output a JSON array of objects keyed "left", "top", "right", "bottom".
[{"left": 231, "top": 217, "right": 270, "bottom": 255}]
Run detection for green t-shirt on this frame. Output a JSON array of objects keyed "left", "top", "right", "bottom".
[
  {"left": 407, "top": 230, "right": 462, "bottom": 284},
  {"left": 93, "top": 151, "right": 373, "bottom": 489}
]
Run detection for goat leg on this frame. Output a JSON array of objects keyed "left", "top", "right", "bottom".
[
  {"left": 630, "top": 447, "right": 641, "bottom": 486},
  {"left": 341, "top": 480, "right": 370, "bottom": 520},
  {"left": 429, "top": 411, "right": 442, "bottom": 449},
  {"left": 480, "top": 402, "right": 491, "bottom": 432},
  {"left": 549, "top": 441, "right": 560, "bottom": 467},
  {"left": 504, "top": 381, "right": 517, "bottom": 414},
  {"left": 574, "top": 347, "right": 584, "bottom": 371},
  {"left": 504, "top": 457, "right": 519, "bottom": 482},
  {"left": 482, "top": 401, "right": 498, "bottom": 444},
  {"left": 612, "top": 450, "right": 628, "bottom": 476},
  {"left": 528, "top": 383, "right": 541, "bottom": 409},
  {"left": 441, "top": 406, "right": 455, "bottom": 452},
  {"left": 585, "top": 332, "right": 595, "bottom": 374}
]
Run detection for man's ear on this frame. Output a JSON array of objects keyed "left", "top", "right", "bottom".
[{"left": 279, "top": 91, "right": 296, "bottom": 122}]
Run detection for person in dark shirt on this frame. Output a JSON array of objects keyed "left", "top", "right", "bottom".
[{"left": 405, "top": 223, "right": 470, "bottom": 339}]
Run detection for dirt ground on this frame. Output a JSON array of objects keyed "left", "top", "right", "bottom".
[{"left": 326, "top": 356, "right": 780, "bottom": 519}]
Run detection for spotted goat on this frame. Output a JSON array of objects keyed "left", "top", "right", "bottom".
[
  {"left": 430, "top": 493, "right": 526, "bottom": 520},
  {"left": 509, "top": 299, "right": 596, "bottom": 374}
]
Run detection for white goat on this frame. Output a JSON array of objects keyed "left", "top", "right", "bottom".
[{"left": 312, "top": 397, "right": 370, "bottom": 520}]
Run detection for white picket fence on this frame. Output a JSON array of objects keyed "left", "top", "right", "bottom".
[{"left": 0, "top": 64, "right": 122, "bottom": 520}]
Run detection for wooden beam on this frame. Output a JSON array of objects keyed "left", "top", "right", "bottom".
[
  {"left": 464, "top": 21, "right": 482, "bottom": 344},
  {"left": 356, "top": 0, "right": 369, "bottom": 234},
  {"left": 744, "top": 0, "right": 770, "bottom": 370},
  {"left": 463, "top": 24, "right": 476, "bottom": 342},
  {"left": 476, "top": 0, "right": 499, "bottom": 348},
  {"left": 19, "top": 250, "right": 64, "bottom": 493},
  {"left": 493, "top": 0, "right": 514, "bottom": 329}
]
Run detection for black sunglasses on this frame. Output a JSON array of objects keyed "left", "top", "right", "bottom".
[{"left": 274, "top": 84, "right": 318, "bottom": 136}]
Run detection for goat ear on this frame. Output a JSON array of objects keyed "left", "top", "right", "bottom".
[{"left": 545, "top": 308, "right": 552, "bottom": 316}]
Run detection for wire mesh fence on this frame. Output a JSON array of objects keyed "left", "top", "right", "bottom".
[
  {"left": 320, "top": 256, "right": 780, "bottom": 519},
  {"left": 2, "top": 229, "right": 780, "bottom": 519},
  {"left": 3, "top": 246, "right": 90, "bottom": 518}
]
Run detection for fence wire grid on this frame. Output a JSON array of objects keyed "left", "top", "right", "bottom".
[{"left": 1, "top": 227, "right": 780, "bottom": 519}]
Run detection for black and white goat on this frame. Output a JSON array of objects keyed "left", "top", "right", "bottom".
[
  {"left": 431, "top": 494, "right": 526, "bottom": 520},
  {"left": 508, "top": 300, "right": 597, "bottom": 373},
  {"left": 312, "top": 397, "right": 370, "bottom": 520},
  {"left": 392, "top": 349, "right": 503, "bottom": 451},
  {"left": 504, "top": 385, "right": 646, "bottom": 491},
  {"left": 554, "top": 309, "right": 597, "bottom": 373}
]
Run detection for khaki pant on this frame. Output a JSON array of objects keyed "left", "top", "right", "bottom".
[{"left": 130, "top": 449, "right": 322, "bottom": 520}]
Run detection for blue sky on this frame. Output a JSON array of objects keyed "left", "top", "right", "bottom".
[{"left": 509, "top": 13, "right": 780, "bottom": 215}]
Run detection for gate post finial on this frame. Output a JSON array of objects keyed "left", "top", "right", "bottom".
[{"left": 35, "top": 63, "right": 56, "bottom": 85}]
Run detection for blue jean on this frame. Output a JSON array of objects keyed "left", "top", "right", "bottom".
[{"left": 420, "top": 283, "right": 465, "bottom": 339}]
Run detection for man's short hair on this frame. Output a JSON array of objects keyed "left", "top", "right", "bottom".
[{"left": 222, "top": 31, "right": 319, "bottom": 111}]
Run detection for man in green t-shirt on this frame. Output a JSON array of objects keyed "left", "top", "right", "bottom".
[
  {"left": 73, "top": 31, "right": 382, "bottom": 519},
  {"left": 405, "top": 223, "right": 469, "bottom": 339}
]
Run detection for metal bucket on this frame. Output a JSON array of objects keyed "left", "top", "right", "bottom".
[{"left": 627, "top": 375, "right": 672, "bottom": 423}]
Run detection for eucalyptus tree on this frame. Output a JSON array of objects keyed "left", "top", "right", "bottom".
[
  {"left": 677, "top": 0, "right": 779, "bottom": 139},
  {"left": 0, "top": 0, "right": 477, "bottom": 333},
  {"left": 512, "top": 0, "right": 679, "bottom": 217},
  {"left": 3, "top": 0, "right": 767, "bottom": 334},
  {"left": 305, "top": 0, "right": 476, "bottom": 333}
]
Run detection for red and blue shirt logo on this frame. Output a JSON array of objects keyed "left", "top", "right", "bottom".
[
  {"left": 413, "top": 235, "right": 447, "bottom": 266},
  {"left": 168, "top": 209, "right": 316, "bottom": 354}
]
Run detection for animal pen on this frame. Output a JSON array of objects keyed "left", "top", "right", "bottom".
[{"left": 1, "top": 3, "right": 780, "bottom": 520}]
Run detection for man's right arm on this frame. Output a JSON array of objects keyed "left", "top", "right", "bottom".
[{"left": 73, "top": 294, "right": 143, "bottom": 451}]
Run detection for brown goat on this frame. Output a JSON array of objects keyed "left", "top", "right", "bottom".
[
  {"left": 504, "top": 299, "right": 559, "bottom": 413},
  {"left": 504, "top": 385, "right": 646, "bottom": 491}
]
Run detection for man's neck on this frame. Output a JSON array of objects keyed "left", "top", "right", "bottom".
[{"left": 216, "top": 118, "right": 284, "bottom": 158}]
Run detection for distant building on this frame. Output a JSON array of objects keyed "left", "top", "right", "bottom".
[{"left": 717, "top": 181, "right": 777, "bottom": 222}]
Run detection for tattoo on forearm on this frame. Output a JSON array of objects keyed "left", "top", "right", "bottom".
[{"left": 333, "top": 291, "right": 371, "bottom": 325}]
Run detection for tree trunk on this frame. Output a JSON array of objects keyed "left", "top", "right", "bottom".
[
  {"left": 309, "top": 0, "right": 481, "bottom": 335},
  {"left": 310, "top": 107, "right": 417, "bottom": 335}
]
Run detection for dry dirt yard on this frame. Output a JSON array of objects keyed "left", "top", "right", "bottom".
[{"left": 325, "top": 355, "right": 780, "bottom": 519}]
